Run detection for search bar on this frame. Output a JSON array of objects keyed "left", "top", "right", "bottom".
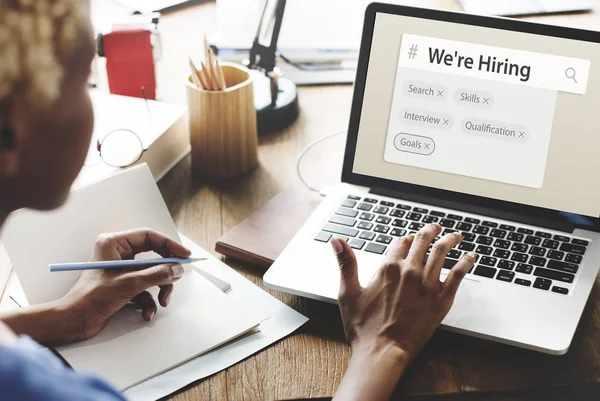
[{"left": 398, "top": 34, "right": 590, "bottom": 94}]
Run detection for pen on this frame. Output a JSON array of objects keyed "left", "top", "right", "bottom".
[{"left": 49, "top": 257, "right": 207, "bottom": 272}]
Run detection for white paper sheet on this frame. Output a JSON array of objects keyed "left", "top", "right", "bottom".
[
  {"left": 124, "top": 234, "right": 309, "bottom": 401},
  {"left": 58, "top": 267, "right": 264, "bottom": 390}
]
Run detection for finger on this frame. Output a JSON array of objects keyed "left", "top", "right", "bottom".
[
  {"left": 158, "top": 284, "right": 174, "bottom": 307},
  {"left": 330, "top": 237, "right": 361, "bottom": 301},
  {"left": 106, "top": 228, "right": 192, "bottom": 259},
  {"left": 124, "top": 263, "right": 184, "bottom": 294},
  {"left": 442, "top": 251, "right": 476, "bottom": 300},
  {"left": 423, "top": 232, "right": 463, "bottom": 285},
  {"left": 131, "top": 291, "right": 157, "bottom": 321},
  {"left": 385, "top": 234, "right": 414, "bottom": 263},
  {"left": 407, "top": 224, "right": 442, "bottom": 265}
]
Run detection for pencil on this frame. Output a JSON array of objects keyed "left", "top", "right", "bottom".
[
  {"left": 206, "top": 47, "right": 221, "bottom": 90},
  {"left": 49, "top": 257, "right": 208, "bottom": 272},
  {"left": 200, "top": 61, "right": 215, "bottom": 91},
  {"left": 188, "top": 57, "right": 203, "bottom": 89},
  {"left": 215, "top": 59, "right": 227, "bottom": 90}
]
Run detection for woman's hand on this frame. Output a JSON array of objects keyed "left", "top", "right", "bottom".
[
  {"left": 62, "top": 228, "right": 192, "bottom": 341},
  {"left": 0, "top": 228, "right": 191, "bottom": 345},
  {"left": 332, "top": 223, "right": 476, "bottom": 401}
]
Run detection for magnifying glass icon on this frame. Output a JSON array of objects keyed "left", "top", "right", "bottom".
[{"left": 565, "top": 67, "right": 578, "bottom": 83}]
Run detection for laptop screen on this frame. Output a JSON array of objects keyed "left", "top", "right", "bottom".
[{"left": 349, "top": 8, "right": 600, "bottom": 220}]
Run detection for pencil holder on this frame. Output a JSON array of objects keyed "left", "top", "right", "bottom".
[{"left": 186, "top": 62, "right": 259, "bottom": 178}]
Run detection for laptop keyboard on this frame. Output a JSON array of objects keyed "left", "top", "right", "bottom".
[{"left": 314, "top": 194, "right": 591, "bottom": 296}]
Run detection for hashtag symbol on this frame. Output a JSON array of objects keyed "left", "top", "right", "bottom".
[{"left": 408, "top": 44, "right": 419, "bottom": 59}]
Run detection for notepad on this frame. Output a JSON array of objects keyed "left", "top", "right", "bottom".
[{"left": 1, "top": 164, "right": 267, "bottom": 390}]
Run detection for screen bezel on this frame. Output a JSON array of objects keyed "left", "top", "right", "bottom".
[{"left": 342, "top": 2, "right": 600, "bottom": 232}]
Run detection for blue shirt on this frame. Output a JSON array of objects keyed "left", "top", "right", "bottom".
[{"left": 0, "top": 336, "right": 125, "bottom": 401}]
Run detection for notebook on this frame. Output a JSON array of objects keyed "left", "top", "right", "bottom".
[{"left": 1, "top": 164, "right": 267, "bottom": 390}]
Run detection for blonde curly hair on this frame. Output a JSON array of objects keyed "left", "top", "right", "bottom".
[{"left": 0, "top": 0, "right": 90, "bottom": 106}]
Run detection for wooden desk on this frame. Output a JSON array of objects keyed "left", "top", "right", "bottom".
[{"left": 92, "top": 1, "right": 600, "bottom": 399}]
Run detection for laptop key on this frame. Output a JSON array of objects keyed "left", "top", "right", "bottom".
[
  {"left": 493, "top": 249, "right": 510, "bottom": 259},
  {"left": 458, "top": 242, "right": 476, "bottom": 251},
  {"left": 534, "top": 267, "right": 574, "bottom": 283},
  {"left": 490, "top": 229, "right": 507, "bottom": 239},
  {"left": 524, "top": 236, "right": 542, "bottom": 246},
  {"left": 413, "top": 207, "right": 428, "bottom": 214},
  {"left": 365, "top": 242, "right": 386, "bottom": 254},
  {"left": 357, "top": 203, "right": 373, "bottom": 211},
  {"left": 359, "top": 231, "right": 376, "bottom": 241},
  {"left": 374, "top": 225, "right": 390, "bottom": 234},
  {"left": 314, "top": 231, "right": 332, "bottom": 243},
  {"left": 390, "top": 209, "right": 405, "bottom": 218},
  {"left": 364, "top": 198, "right": 378, "bottom": 203},
  {"left": 406, "top": 212, "right": 422, "bottom": 221},
  {"left": 347, "top": 195, "right": 361, "bottom": 200},
  {"left": 496, "top": 270, "right": 515, "bottom": 282},
  {"left": 442, "top": 229, "right": 457, "bottom": 235},
  {"left": 516, "top": 263, "right": 533, "bottom": 274},
  {"left": 511, "top": 243, "right": 528, "bottom": 253},
  {"left": 395, "top": 204, "right": 411, "bottom": 210},
  {"left": 336, "top": 207, "right": 358, "bottom": 218},
  {"left": 497, "top": 260, "right": 515, "bottom": 270},
  {"left": 341, "top": 199, "right": 357, "bottom": 208},
  {"left": 456, "top": 222, "right": 473, "bottom": 231},
  {"left": 547, "top": 250, "right": 564, "bottom": 260},
  {"left": 535, "top": 231, "right": 552, "bottom": 239},
  {"left": 517, "top": 228, "right": 534, "bottom": 235},
  {"left": 439, "top": 219, "right": 456, "bottom": 228},
  {"left": 473, "top": 226, "right": 489, "bottom": 235},
  {"left": 465, "top": 217, "right": 480, "bottom": 224},
  {"left": 515, "top": 278, "right": 532, "bottom": 287},
  {"left": 529, "top": 246, "right": 546, "bottom": 257},
  {"left": 374, "top": 206, "right": 389, "bottom": 215},
  {"left": 359, "top": 212, "right": 375, "bottom": 221},
  {"left": 473, "top": 265, "right": 497, "bottom": 278},
  {"left": 329, "top": 215, "right": 357, "bottom": 227},
  {"left": 349, "top": 238, "right": 366, "bottom": 250},
  {"left": 332, "top": 235, "right": 349, "bottom": 242},
  {"left": 422, "top": 215, "right": 439, "bottom": 223},
  {"left": 475, "top": 245, "right": 493, "bottom": 255},
  {"left": 430, "top": 211, "right": 445, "bottom": 217},
  {"left": 533, "top": 278, "right": 552, "bottom": 290},
  {"left": 482, "top": 221, "right": 498, "bottom": 228},
  {"left": 552, "top": 286, "right": 569, "bottom": 295},
  {"left": 565, "top": 253, "right": 582, "bottom": 264},
  {"left": 553, "top": 235, "right": 570, "bottom": 242},
  {"left": 323, "top": 223, "right": 359, "bottom": 237},
  {"left": 409, "top": 222, "right": 425, "bottom": 231},
  {"left": 376, "top": 216, "right": 391, "bottom": 224},
  {"left": 447, "top": 214, "right": 463, "bottom": 221},
  {"left": 390, "top": 228, "right": 406, "bottom": 237},
  {"left": 380, "top": 201, "right": 394, "bottom": 207},
  {"left": 494, "top": 239, "right": 510, "bottom": 249},
  {"left": 507, "top": 232, "right": 524, "bottom": 242},
  {"left": 462, "top": 233, "right": 476, "bottom": 242},
  {"left": 392, "top": 219, "right": 408, "bottom": 228},
  {"left": 476, "top": 236, "right": 493, "bottom": 245},
  {"left": 511, "top": 252, "right": 528, "bottom": 262},
  {"left": 376, "top": 235, "right": 393, "bottom": 244},
  {"left": 499, "top": 224, "right": 516, "bottom": 231},
  {"left": 357, "top": 221, "right": 373, "bottom": 230},
  {"left": 480, "top": 256, "right": 497, "bottom": 267},
  {"left": 547, "top": 260, "right": 578, "bottom": 274},
  {"left": 529, "top": 256, "right": 547, "bottom": 267},
  {"left": 559, "top": 242, "right": 586, "bottom": 255},
  {"left": 448, "top": 249, "right": 462, "bottom": 259},
  {"left": 572, "top": 239, "right": 589, "bottom": 246},
  {"left": 542, "top": 239, "right": 559, "bottom": 250}
]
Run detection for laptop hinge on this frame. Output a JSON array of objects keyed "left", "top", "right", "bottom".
[{"left": 370, "top": 187, "right": 575, "bottom": 233}]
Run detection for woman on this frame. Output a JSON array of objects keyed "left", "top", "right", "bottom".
[{"left": 0, "top": 1, "right": 475, "bottom": 400}]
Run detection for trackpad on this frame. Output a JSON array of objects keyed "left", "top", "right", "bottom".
[{"left": 442, "top": 278, "right": 481, "bottom": 326}]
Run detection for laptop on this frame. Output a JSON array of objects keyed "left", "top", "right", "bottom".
[
  {"left": 264, "top": 3, "right": 600, "bottom": 355},
  {"left": 459, "top": 0, "right": 595, "bottom": 17}
]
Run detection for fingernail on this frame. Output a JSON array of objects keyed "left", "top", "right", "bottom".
[
  {"left": 149, "top": 310, "right": 155, "bottom": 321},
  {"left": 467, "top": 252, "right": 476, "bottom": 259},
  {"left": 165, "top": 291, "right": 172, "bottom": 306},
  {"left": 171, "top": 264, "right": 184, "bottom": 279},
  {"left": 330, "top": 238, "right": 344, "bottom": 255}
]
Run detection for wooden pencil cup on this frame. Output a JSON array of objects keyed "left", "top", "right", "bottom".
[{"left": 186, "top": 62, "right": 259, "bottom": 178}]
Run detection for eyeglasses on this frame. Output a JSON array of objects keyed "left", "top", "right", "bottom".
[{"left": 84, "top": 129, "right": 147, "bottom": 168}]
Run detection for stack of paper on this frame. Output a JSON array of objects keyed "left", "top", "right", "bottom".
[{"left": 0, "top": 164, "right": 305, "bottom": 396}]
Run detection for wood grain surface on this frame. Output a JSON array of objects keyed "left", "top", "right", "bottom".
[{"left": 88, "top": 1, "right": 600, "bottom": 400}]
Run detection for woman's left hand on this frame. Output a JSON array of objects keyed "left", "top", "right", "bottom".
[{"left": 60, "top": 228, "right": 192, "bottom": 341}]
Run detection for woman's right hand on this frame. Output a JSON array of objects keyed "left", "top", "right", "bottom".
[{"left": 331, "top": 223, "right": 476, "bottom": 401}]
